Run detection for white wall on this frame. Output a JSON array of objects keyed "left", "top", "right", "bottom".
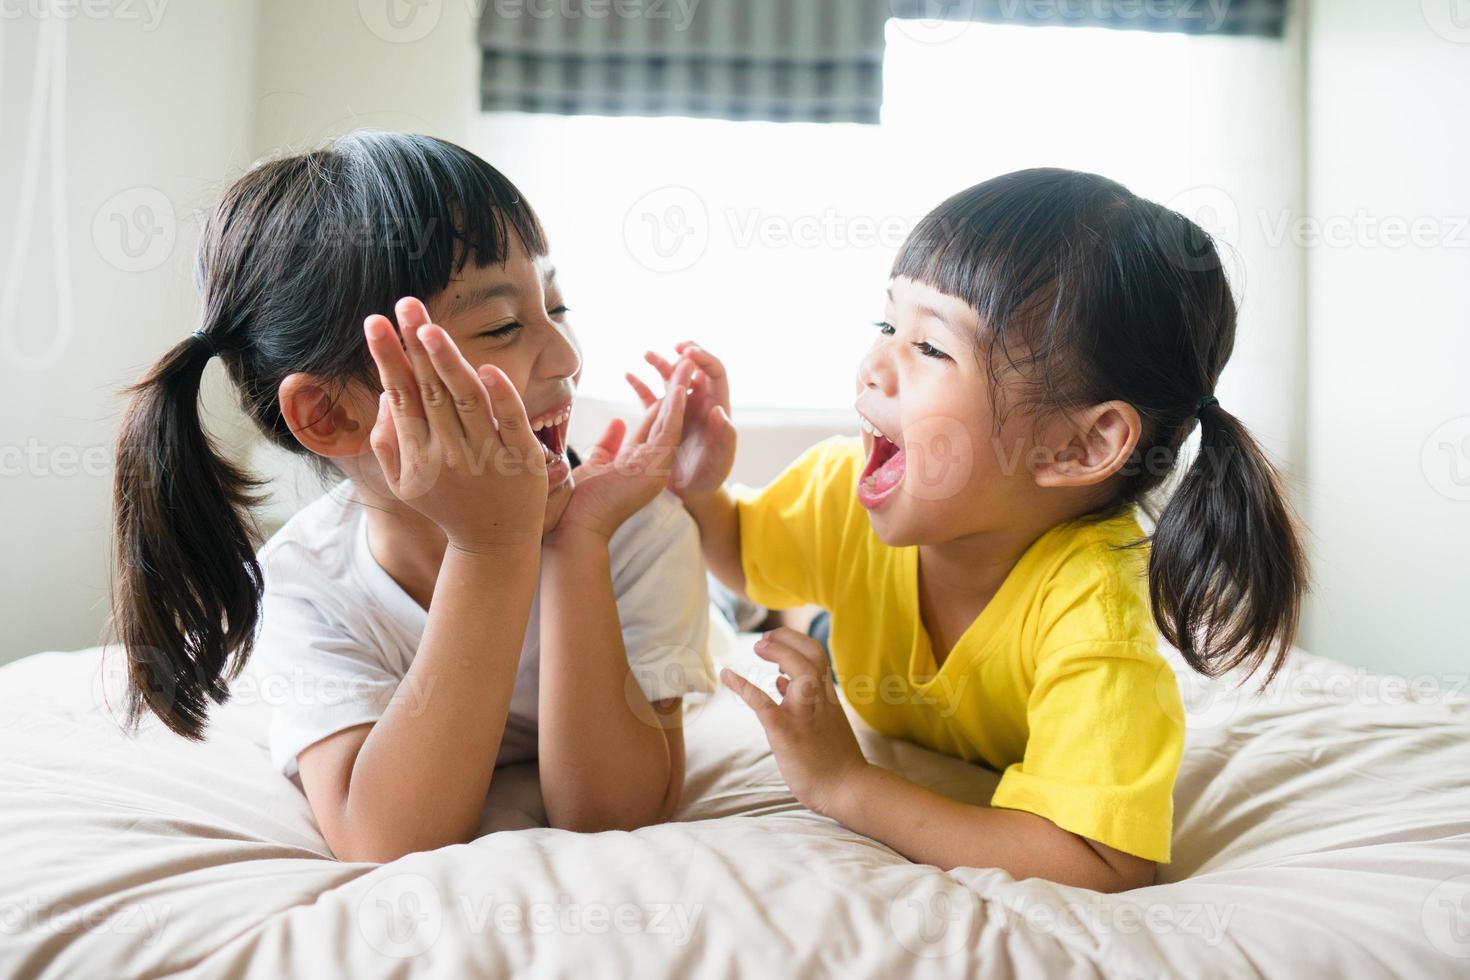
[
  {"left": 0, "top": 0, "right": 489, "bottom": 665},
  {"left": 1301, "top": 0, "right": 1470, "bottom": 676},
  {"left": 249, "top": 0, "right": 478, "bottom": 153},
  {"left": 0, "top": 1, "right": 261, "bottom": 663}
]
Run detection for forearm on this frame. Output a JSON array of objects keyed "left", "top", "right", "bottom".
[
  {"left": 537, "top": 530, "right": 679, "bottom": 832},
  {"left": 339, "top": 545, "right": 539, "bottom": 858},
  {"left": 682, "top": 486, "right": 745, "bottom": 596},
  {"left": 829, "top": 765, "right": 1152, "bottom": 892}
]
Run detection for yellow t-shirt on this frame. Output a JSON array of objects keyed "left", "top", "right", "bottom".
[{"left": 735, "top": 437, "right": 1184, "bottom": 863}]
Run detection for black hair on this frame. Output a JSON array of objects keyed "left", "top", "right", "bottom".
[
  {"left": 893, "top": 168, "right": 1307, "bottom": 684},
  {"left": 109, "top": 131, "right": 548, "bottom": 739}
]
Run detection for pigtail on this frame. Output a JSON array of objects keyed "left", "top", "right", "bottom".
[
  {"left": 1148, "top": 402, "right": 1308, "bottom": 685},
  {"left": 108, "top": 334, "right": 265, "bottom": 740}
]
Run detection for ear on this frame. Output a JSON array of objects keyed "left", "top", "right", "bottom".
[
  {"left": 278, "top": 374, "right": 374, "bottom": 459},
  {"left": 1032, "top": 400, "right": 1141, "bottom": 489}
]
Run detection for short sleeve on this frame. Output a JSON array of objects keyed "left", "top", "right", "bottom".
[
  {"left": 989, "top": 640, "right": 1184, "bottom": 863},
  {"left": 610, "top": 492, "right": 716, "bottom": 703},
  {"left": 243, "top": 592, "right": 404, "bottom": 778},
  {"left": 734, "top": 437, "right": 863, "bottom": 610}
]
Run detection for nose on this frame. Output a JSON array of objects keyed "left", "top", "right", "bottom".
[
  {"left": 538, "top": 318, "right": 582, "bottom": 383},
  {"left": 857, "top": 342, "right": 896, "bottom": 396}
]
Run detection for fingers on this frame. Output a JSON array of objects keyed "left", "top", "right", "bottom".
[
  {"left": 624, "top": 372, "right": 658, "bottom": 409},
  {"left": 709, "top": 403, "right": 734, "bottom": 435},
  {"left": 674, "top": 342, "right": 729, "bottom": 405},
  {"left": 674, "top": 342, "right": 724, "bottom": 378},
  {"left": 753, "top": 631, "right": 822, "bottom": 680},
  {"left": 401, "top": 310, "right": 461, "bottom": 441},
  {"left": 368, "top": 392, "right": 401, "bottom": 494},
  {"left": 417, "top": 323, "right": 494, "bottom": 449},
  {"left": 759, "top": 628, "right": 831, "bottom": 671},
  {"left": 719, "top": 667, "right": 778, "bottom": 719},
  {"left": 649, "top": 360, "right": 692, "bottom": 446},
  {"left": 644, "top": 350, "right": 677, "bottom": 383},
  {"left": 364, "top": 315, "right": 423, "bottom": 426},
  {"left": 586, "top": 417, "right": 627, "bottom": 468},
  {"left": 477, "top": 363, "right": 539, "bottom": 455},
  {"left": 629, "top": 357, "right": 694, "bottom": 446},
  {"left": 630, "top": 394, "right": 662, "bottom": 446}
]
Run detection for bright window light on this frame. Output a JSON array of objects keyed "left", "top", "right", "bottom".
[{"left": 473, "top": 21, "right": 1236, "bottom": 411}]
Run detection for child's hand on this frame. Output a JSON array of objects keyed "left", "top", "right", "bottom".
[
  {"left": 720, "top": 628, "right": 871, "bottom": 818},
  {"left": 626, "top": 342, "right": 736, "bottom": 499},
  {"left": 364, "top": 297, "right": 548, "bottom": 554},
  {"left": 551, "top": 359, "right": 694, "bottom": 544}
]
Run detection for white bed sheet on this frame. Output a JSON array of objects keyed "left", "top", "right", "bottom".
[{"left": 2, "top": 618, "right": 1468, "bottom": 978}]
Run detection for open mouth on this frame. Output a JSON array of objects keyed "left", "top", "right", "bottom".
[
  {"left": 530, "top": 400, "right": 572, "bottom": 483},
  {"left": 857, "top": 413, "right": 905, "bottom": 510}
]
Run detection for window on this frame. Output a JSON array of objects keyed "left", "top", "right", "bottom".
[{"left": 473, "top": 19, "right": 1292, "bottom": 417}]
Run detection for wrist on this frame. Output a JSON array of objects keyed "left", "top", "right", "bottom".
[
  {"left": 543, "top": 521, "right": 613, "bottom": 559},
  {"left": 444, "top": 534, "right": 541, "bottom": 563},
  {"left": 818, "top": 760, "right": 877, "bottom": 821},
  {"left": 679, "top": 484, "right": 729, "bottom": 521}
]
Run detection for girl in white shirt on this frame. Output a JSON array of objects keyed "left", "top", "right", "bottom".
[{"left": 108, "top": 131, "right": 714, "bottom": 861}]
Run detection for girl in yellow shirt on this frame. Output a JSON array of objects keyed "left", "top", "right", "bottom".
[{"left": 630, "top": 168, "right": 1308, "bottom": 892}]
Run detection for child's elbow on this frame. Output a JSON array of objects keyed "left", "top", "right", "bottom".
[
  {"left": 547, "top": 803, "right": 664, "bottom": 835},
  {"left": 326, "top": 819, "right": 478, "bottom": 864},
  {"left": 1086, "top": 860, "right": 1156, "bottom": 893}
]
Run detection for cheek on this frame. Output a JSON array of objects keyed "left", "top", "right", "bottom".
[
  {"left": 900, "top": 414, "right": 977, "bottom": 505},
  {"left": 472, "top": 352, "right": 534, "bottom": 394}
]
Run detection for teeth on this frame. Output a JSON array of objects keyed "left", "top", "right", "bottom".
[
  {"left": 532, "top": 407, "right": 571, "bottom": 431},
  {"left": 858, "top": 414, "right": 885, "bottom": 440}
]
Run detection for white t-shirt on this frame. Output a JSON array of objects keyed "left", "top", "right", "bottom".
[{"left": 236, "top": 481, "right": 714, "bottom": 778}]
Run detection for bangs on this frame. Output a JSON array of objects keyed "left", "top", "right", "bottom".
[
  {"left": 891, "top": 169, "right": 1136, "bottom": 407},
  {"left": 334, "top": 131, "right": 548, "bottom": 302}
]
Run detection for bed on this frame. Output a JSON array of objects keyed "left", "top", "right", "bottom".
[{"left": 2, "top": 613, "right": 1468, "bottom": 978}]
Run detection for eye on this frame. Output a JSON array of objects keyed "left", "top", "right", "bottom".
[
  {"left": 874, "top": 320, "right": 896, "bottom": 336},
  {"left": 477, "top": 322, "right": 522, "bottom": 340},
  {"left": 548, "top": 305, "right": 570, "bottom": 319},
  {"left": 913, "top": 341, "right": 951, "bottom": 361}
]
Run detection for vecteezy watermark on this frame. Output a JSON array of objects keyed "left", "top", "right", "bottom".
[
  {"left": 1012, "top": 893, "right": 1236, "bottom": 945},
  {"left": 0, "top": 897, "right": 172, "bottom": 946},
  {"left": 355, "top": 874, "right": 703, "bottom": 959},
  {"left": 624, "top": 187, "right": 918, "bottom": 274},
  {"left": 358, "top": 0, "right": 443, "bottom": 44},
  {"left": 1159, "top": 185, "right": 1470, "bottom": 264},
  {"left": 1422, "top": 416, "right": 1470, "bottom": 502},
  {"left": 887, "top": 0, "right": 982, "bottom": 46},
  {"left": 1163, "top": 660, "right": 1470, "bottom": 732},
  {"left": 888, "top": 875, "right": 979, "bottom": 958},
  {"left": 1259, "top": 210, "right": 1470, "bottom": 250},
  {"left": 90, "top": 649, "right": 439, "bottom": 725},
  {"left": 1421, "top": 0, "right": 1470, "bottom": 43},
  {"left": 0, "top": 0, "right": 169, "bottom": 30},
  {"left": 0, "top": 440, "right": 112, "bottom": 478},
  {"left": 92, "top": 187, "right": 176, "bottom": 273},
  {"left": 625, "top": 652, "right": 716, "bottom": 727},
  {"left": 357, "top": 873, "right": 444, "bottom": 958},
  {"left": 623, "top": 186, "right": 710, "bottom": 274},
  {"left": 726, "top": 208, "right": 915, "bottom": 253},
  {"left": 1422, "top": 873, "right": 1470, "bottom": 959},
  {"left": 1158, "top": 185, "right": 1241, "bottom": 273},
  {"left": 740, "top": 659, "right": 974, "bottom": 719},
  {"left": 225, "top": 667, "right": 438, "bottom": 717}
]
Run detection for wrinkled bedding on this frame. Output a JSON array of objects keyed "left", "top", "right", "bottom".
[{"left": 2, "top": 618, "right": 1468, "bottom": 978}]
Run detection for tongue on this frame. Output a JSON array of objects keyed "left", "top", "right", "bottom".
[
  {"left": 867, "top": 447, "right": 905, "bottom": 494},
  {"left": 859, "top": 441, "right": 906, "bottom": 507}
]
